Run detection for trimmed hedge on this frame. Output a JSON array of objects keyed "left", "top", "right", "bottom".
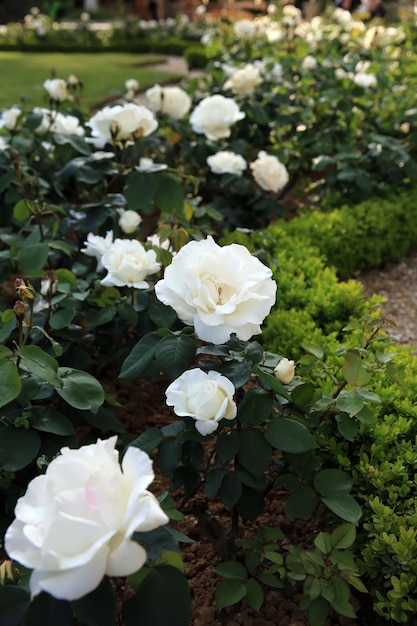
[{"left": 223, "top": 185, "right": 417, "bottom": 623}]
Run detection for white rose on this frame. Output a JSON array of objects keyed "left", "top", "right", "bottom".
[
  {"left": 0, "top": 106, "right": 22, "bottom": 130},
  {"left": 266, "top": 27, "right": 284, "bottom": 43},
  {"left": 233, "top": 18, "right": 257, "bottom": 39},
  {"left": 301, "top": 55, "right": 318, "bottom": 71},
  {"left": 223, "top": 64, "right": 263, "bottom": 97},
  {"left": 250, "top": 151, "right": 289, "bottom": 194},
  {"left": 81, "top": 230, "right": 114, "bottom": 271},
  {"left": 166, "top": 369, "right": 237, "bottom": 436},
  {"left": 274, "top": 358, "right": 295, "bottom": 384},
  {"left": 51, "top": 111, "right": 85, "bottom": 136},
  {"left": 189, "top": 95, "right": 245, "bottom": 141},
  {"left": 117, "top": 208, "right": 142, "bottom": 234},
  {"left": 4, "top": 436, "right": 168, "bottom": 601},
  {"left": 352, "top": 73, "right": 377, "bottom": 89},
  {"left": 86, "top": 103, "right": 158, "bottom": 147},
  {"left": 43, "top": 78, "right": 68, "bottom": 103},
  {"left": 146, "top": 84, "right": 191, "bottom": 120},
  {"left": 101, "top": 239, "right": 160, "bottom": 289},
  {"left": 207, "top": 150, "right": 247, "bottom": 176},
  {"left": 155, "top": 236, "right": 276, "bottom": 344}
]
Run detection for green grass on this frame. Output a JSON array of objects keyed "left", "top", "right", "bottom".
[{"left": 0, "top": 52, "right": 184, "bottom": 111}]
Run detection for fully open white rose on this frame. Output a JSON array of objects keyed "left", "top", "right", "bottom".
[
  {"left": 146, "top": 84, "right": 191, "bottom": 120},
  {"left": 274, "top": 358, "right": 295, "bottom": 384},
  {"left": 223, "top": 64, "right": 262, "bottom": 97},
  {"left": 86, "top": 103, "right": 158, "bottom": 147},
  {"left": 0, "top": 106, "right": 22, "bottom": 130},
  {"left": 81, "top": 230, "right": 114, "bottom": 271},
  {"left": 117, "top": 208, "right": 142, "bottom": 234},
  {"left": 166, "top": 369, "right": 237, "bottom": 435},
  {"left": 250, "top": 151, "right": 289, "bottom": 194},
  {"left": 207, "top": 150, "right": 247, "bottom": 175},
  {"left": 189, "top": 94, "right": 245, "bottom": 141},
  {"left": 155, "top": 236, "right": 276, "bottom": 344},
  {"left": 43, "top": 78, "right": 68, "bottom": 103},
  {"left": 4, "top": 437, "right": 168, "bottom": 601},
  {"left": 101, "top": 238, "right": 160, "bottom": 289}
]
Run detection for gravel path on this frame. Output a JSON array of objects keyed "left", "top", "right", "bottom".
[{"left": 356, "top": 253, "right": 417, "bottom": 354}]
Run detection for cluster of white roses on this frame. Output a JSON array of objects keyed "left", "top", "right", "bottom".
[
  {"left": 81, "top": 229, "right": 160, "bottom": 289},
  {"left": 86, "top": 102, "right": 158, "bottom": 148},
  {"left": 206, "top": 149, "right": 289, "bottom": 194}
]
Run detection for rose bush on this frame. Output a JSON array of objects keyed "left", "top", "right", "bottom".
[{"left": 5, "top": 437, "right": 168, "bottom": 601}]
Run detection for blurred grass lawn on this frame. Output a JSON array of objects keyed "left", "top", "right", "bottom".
[{"left": 0, "top": 51, "right": 184, "bottom": 111}]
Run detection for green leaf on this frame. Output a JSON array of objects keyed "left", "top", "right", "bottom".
[
  {"left": 314, "top": 469, "right": 352, "bottom": 497},
  {"left": 245, "top": 578, "right": 264, "bottom": 612},
  {"left": 155, "top": 174, "right": 184, "bottom": 216},
  {"left": 219, "top": 472, "right": 242, "bottom": 507},
  {"left": 57, "top": 367, "right": 104, "bottom": 414},
  {"left": 285, "top": 487, "right": 318, "bottom": 520},
  {"left": 330, "top": 524, "right": 356, "bottom": 549},
  {"left": 0, "top": 426, "right": 41, "bottom": 471},
  {"left": 265, "top": 418, "right": 316, "bottom": 453},
  {"left": 13, "top": 199, "right": 32, "bottom": 221},
  {"left": 205, "top": 467, "right": 226, "bottom": 499},
  {"left": 336, "top": 413, "right": 358, "bottom": 441},
  {"left": 215, "top": 579, "right": 247, "bottom": 610},
  {"left": 237, "top": 486, "right": 264, "bottom": 522},
  {"left": 214, "top": 561, "right": 248, "bottom": 581},
  {"left": 238, "top": 388, "right": 273, "bottom": 425},
  {"left": 314, "top": 532, "right": 332, "bottom": 554},
  {"left": 218, "top": 361, "right": 252, "bottom": 388},
  {"left": 157, "top": 438, "right": 182, "bottom": 477},
  {"left": 119, "top": 333, "right": 160, "bottom": 380},
  {"left": 329, "top": 597, "right": 356, "bottom": 619},
  {"left": 322, "top": 494, "right": 362, "bottom": 523},
  {"left": 49, "top": 307, "right": 76, "bottom": 330},
  {"left": 0, "top": 359, "right": 22, "bottom": 408},
  {"left": 71, "top": 579, "right": 117, "bottom": 626},
  {"left": 17, "top": 243, "right": 49, "bottom": 273},
  {"left": 155, "top": 334, "right": 196, "bottom": 380},
  {"left": 30, "top": 406, "right": 76, "bottom": 435},
  {"left": 1, "top": 309, "right": 15, "bottom": 324},
  {"left": 148, "top": 300, "right": 177, "bottom": 328},
  {"left": 18, "top": 345, "right": 62, "bottom": 388},
  {"left": 124, "top": 171, "right": 156, "bottom": 214},
  {"left": 342, "top": 573, "right": 367, "bottom": 594},
  {"left": 84, "top": 407, "right": 125, "bottom": 434},
  {"left": 0, "top": 586, "right": 31, "bottom": 626},
  {"left": 301, "top": 343, "right": 324, "bottom": 359},
  {"left": 238, "top": 429, "right": 272, "bottom": 477},
  {"left": 216, "top": 430, "right": 240, "bottom": 463},
  {"left": 342, "top": 349, "right": 372, "bottom": 386},
  {"left": 308, "top": 596, "right": 329, "bottom": 626},
  {"left": 254, "top": 366, "right": 290, "bottom": 400},
  {"left": 290, "top": 383, "right": 315, "bottom": 407},
  {"left": 122, "top": 565, "right": 191, "bottom": 626},
  {"left": 129, "top": 428, "right": 164, "bottom": 454},
  {"left": 335, "top": 390, "right": 365, "bottom": 417}
]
